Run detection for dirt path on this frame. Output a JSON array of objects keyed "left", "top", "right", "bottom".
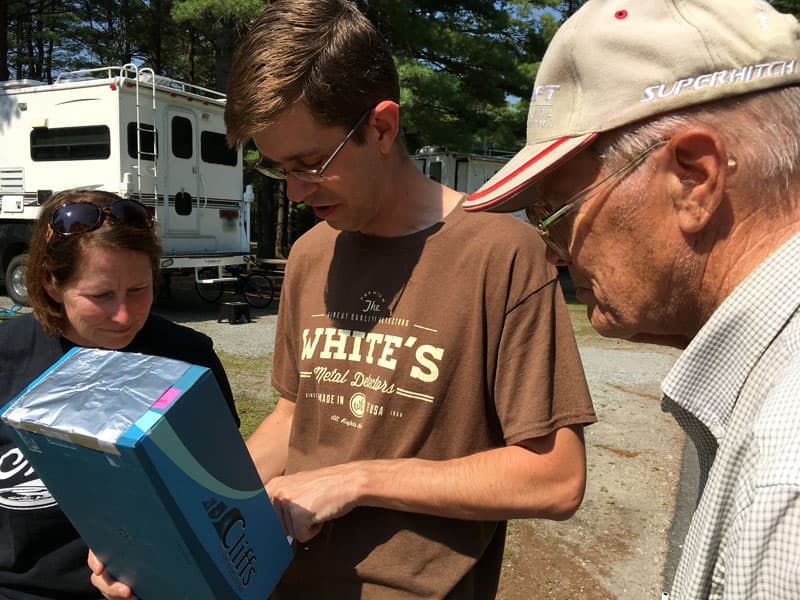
[{"left": 496, "top": 333, "right": 683, "bottom": 600}]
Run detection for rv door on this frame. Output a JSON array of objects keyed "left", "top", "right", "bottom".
[{"left": 164, "top": 109, "right": 200, "bottom": 234}]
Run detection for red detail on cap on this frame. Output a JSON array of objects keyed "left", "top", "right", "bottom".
[
  {"left": 464, "top": 134, "right": 598, "bottom": 212},
  {"left": 615, "top": 9, "right": 628, "bottom": 19},
  {"left": 467, "top": 137, "right": 574, "bottom": 202}
]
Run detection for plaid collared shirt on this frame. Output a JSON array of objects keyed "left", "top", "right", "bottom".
[{"left": 661, "top": 233, "right": 800, "bottom": 599}]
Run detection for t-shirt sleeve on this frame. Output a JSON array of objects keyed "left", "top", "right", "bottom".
[{"left": 493, "top": 272, "right": 596, "bottom": 445}]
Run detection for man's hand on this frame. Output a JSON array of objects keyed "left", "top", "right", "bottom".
[
  {"left": 87, "top": 550, "right": 138, "bottom": 600},
  {"left": 267, "top": 462, "right": 366, "bottom": 542}
]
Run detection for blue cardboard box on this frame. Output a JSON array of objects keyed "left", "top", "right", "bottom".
[{"left": 1, "top": 347, "right": 292, "bottom": 599}]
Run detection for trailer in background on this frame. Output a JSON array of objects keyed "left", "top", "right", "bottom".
[
  {"left": 411, "top": 146, "right": 512, "bottom": 195},
  {"left": 0, "top": 64, "right": 252, "bottom": 305}
]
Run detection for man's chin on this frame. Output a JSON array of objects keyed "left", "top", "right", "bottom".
[
  {"left": 628, "top": 333, "right": 689, "bottom": 349},
  {"left": 586, "top": 306, "right": 640, "bottom": 341},
  {"left": 584, "top": 299, "right": 690, "bottom": 348}
]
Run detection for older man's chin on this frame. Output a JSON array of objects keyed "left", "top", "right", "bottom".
[
  {"left": 627, "top": 332, "right": 690, "bottom": 350},
  {"left": 586, "top": 306, "right": 690, "bottom": 349}
]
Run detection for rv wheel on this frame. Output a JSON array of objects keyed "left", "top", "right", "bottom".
[{"left": 5, "top": 254, "right": 28, "bottom": 306}]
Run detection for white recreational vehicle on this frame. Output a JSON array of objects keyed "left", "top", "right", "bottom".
[
  {"left": 411, "top": 146, "right": 511, "bottom": 195},
  {"left": 0, "top": 64, "right": 252, "bottom": 305}
]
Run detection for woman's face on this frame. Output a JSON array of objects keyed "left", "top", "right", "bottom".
[{"left": 45, "top": 246, "right": 153, "bottom": 349}]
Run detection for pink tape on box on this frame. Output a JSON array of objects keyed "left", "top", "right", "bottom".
[{"left": 152, "top": 387, "right": 182, "bottom": 410}]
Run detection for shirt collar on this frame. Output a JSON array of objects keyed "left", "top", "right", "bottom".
[{"left": 661, "top": 233, "right": 800, "bottom": 435}]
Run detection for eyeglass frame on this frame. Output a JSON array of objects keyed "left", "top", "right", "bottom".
[
  {"left": 525, "top": 140, "right": 667, "bottom": 260},
  {"left": 254, "top": 107, "right": 374, "bottom": 183},
  {"left": 50, "top": 198, "right": 154, "bottom": 237}
]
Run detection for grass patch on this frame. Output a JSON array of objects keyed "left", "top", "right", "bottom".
[
  {"left": 566, "top": 302, "right": 597, "bottom": 338},
  {"left": 558, "top": 272, "right": 597, "bottom": 339},
  {"left": 217, "top": 350, "right": 279, "bottom": 437}
]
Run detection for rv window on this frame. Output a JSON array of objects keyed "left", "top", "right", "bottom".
[
  {"left": 30, "top": 126, "right": 110, "bottom": 161},
  {"left": 201, "top": 131, "right": 238, "bottom": 167},
  {"left": 127, "top": 123, "right": 157, "bottom": 161},
  {"left": 171, "top": 116, "right": 193, "bottom": 159},
  {"left": 429, "top": 161, "right": 443, "bottom": 183}
]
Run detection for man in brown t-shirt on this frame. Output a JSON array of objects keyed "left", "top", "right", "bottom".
[
  {"left": 227, "top": 1, "right": 595, "bottom": 598},
  {"left": 90, "top": 1, "right": 595, "bottom": 598}
]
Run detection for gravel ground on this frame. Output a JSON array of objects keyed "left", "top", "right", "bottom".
[{"left": 1, "top": 277, "right": 687, "bottom": 599}]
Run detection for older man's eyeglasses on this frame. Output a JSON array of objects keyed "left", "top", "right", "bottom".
[
  {"left": 525, "top": 141, "right": 667, "bottom": 260},
  {"left": 254, "top": 107, "right": 374, "bottom": 183}
]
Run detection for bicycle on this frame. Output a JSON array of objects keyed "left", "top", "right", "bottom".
[{"left": 194, "top": 265, "right": 275, "bottom": 308}]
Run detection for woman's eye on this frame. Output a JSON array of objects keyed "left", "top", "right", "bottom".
[{"left": 89, "top": 292, "right": 114, "bottom": 301}]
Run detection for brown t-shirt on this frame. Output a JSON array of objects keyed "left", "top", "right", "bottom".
[{"left": 270, "top": 206, "right": 595, "bottom": 599}]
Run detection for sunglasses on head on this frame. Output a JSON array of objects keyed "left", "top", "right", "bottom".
[{"left": 50, "top": 198, "right": 154, "bottom": 236}]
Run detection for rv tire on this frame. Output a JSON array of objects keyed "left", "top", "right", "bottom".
[{"left": 5, "top": 254, "right": 28, "bottom": 306}]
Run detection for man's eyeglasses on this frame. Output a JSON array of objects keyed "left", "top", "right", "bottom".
[
  {"left": 50, "top": 198, "right": 154, "bottom": 236},
  {"left": 525, "top": 140, "right": 667, "bottom": 260},
  {"left": 254, "top": 107, "right": 373, "bottom": 183}
]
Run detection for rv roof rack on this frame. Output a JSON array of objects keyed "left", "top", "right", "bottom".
[
  {"left": 54, "top": 64, "right": 226, "bottom": 102},
  {"left": 0, "top": 79, "right": 46, "bottom": 90}
]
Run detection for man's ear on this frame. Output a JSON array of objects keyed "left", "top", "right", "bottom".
[
  {"left": 668, "top": 130, "right": 730, "bottom": 234},
  {"left": 370, "top": 100, "right": 400, "bottom": 155}
]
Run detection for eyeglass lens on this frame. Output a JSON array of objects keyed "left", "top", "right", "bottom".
[{"left": 255, "top": 107, "right": 372, "bottom": 183}]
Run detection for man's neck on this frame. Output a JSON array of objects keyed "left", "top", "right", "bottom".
[
  {"left": 700, "top": 215, "right": 800, "bottom": 323},
  {"left": 361, "top": 159, "right": 462, "bottom": 237}
]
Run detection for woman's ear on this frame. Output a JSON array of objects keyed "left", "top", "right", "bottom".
[
  {"left": 43, "top": 276, "right": 63, "bottom": 304},
  {"left": 667, "top": 129, "right": 729, "bottom": 234},
  {"left": 370, "top": 100, "right": 400, "bottom": 155}
]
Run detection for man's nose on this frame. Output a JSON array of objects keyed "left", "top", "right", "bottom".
[{"left": 286, "top": 175, "right": 319, "bottom": 204}]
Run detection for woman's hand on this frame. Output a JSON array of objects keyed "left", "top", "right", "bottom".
[{"left": 87, "top": 550, "right": 139, "bottom": 600}]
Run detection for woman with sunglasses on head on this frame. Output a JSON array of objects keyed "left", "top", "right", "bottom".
[{"left": 0, "top": 190, "right": 239, "bottom": 600}]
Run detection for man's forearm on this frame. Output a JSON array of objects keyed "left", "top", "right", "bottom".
[
  {"left": 246, "top": 397, "right": 294, "bottom": 485},
  {"left": 356, "top": 425, "right": 587, "bottom": 521}
]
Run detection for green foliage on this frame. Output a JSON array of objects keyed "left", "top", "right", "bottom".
[
  {"left": 363, "top": 0, "right": 544, "bottom": 153},
  {"left": 771, "top": 0, "right": 800, "bottom": 15},
  {"left": 171, "top": 0, "right": 263, "bottom": 24},
  {"left": 1, "top": 0, "right": 262, "bottom": 89},
  {"left": 2, "top": 0, "right": 587, "bottom": 152}
]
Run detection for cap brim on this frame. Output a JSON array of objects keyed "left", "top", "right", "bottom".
[{"left": 462, "top": 133, "right": 597, "bottom": 213}]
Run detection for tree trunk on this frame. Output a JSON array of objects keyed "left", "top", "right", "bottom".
[
  {"left": 148, "top": 0, "right": 163, "bottom": 73},
  {"left": 214, "top": 20, "right": 235, "bottom": 92},
  {"left": 0, "top": 0, "right": 8, "bottom": 80},
  {"left": 275, "top": 184, "right": 287, "bottom": 259},
  {"left": 255, "top": 182, "right": 276, "bottom": 259}
]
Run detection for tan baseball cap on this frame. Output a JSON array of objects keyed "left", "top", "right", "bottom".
[{"left": 463, "top": 0, "right": 800, "bottom": 213}]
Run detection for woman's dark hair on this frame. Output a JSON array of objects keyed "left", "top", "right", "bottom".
[{"left": 26, "top": 190, "right": 161, "bottom": 336}]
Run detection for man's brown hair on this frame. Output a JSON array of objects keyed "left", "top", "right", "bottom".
[
  {"left": 27, "top": 190, "right": 161, "bottom": 336},
  {"left": 225, "top": 0, "right": 400, "bottom": 148}
]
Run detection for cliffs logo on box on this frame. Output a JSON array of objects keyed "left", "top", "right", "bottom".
[{"left": 204, "top": 498, "right": 258, "bottom": 586}]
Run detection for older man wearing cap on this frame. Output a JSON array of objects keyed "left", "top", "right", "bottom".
[{"left": 465, "top": 0, "right": 800, "bottom": 598}]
